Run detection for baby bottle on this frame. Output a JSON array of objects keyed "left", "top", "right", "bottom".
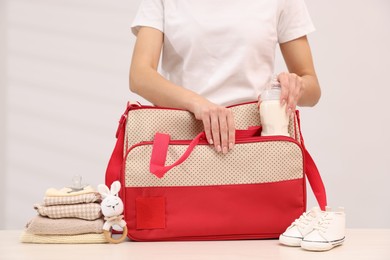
[{"left": 259, "top": 77, "right": 290, "bottom": 137}]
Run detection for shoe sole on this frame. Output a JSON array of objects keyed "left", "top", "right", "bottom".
[
  {"left": 301, "top": 237, "right": 345, "bottom": 251},
  {"left": 279, "top": 234, "right": 302, "bottom": 247}
]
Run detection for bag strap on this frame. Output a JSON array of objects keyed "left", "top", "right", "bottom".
[
  {"left": 303, "top": 147, "right": 327, "bottom": 211},
  {"left": 105, "top": 102, "right": 140, "bottom": 188},
  {"left": 295, "top": 110, "right": 327, "bottom": 210}
]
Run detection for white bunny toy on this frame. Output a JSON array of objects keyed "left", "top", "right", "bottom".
[{"left": 98, "top": 181, "right": 128, "bottom": 243}]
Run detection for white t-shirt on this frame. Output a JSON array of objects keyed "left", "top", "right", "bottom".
[{"left": 131, "top": 0, "right": 315, "bottom": 106}]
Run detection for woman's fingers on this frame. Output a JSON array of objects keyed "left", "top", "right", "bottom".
[
  {"left": 210, "top": 110, "right": 222, "bottom": 152},
  {"left": 278, "top": 72, "right": 290, "bottom": 108},
  {"left": 227, "top": 109, "right": 235, "bottom": 151},
  {"left": 202, "top": 111, "right": 213, "bottom": 145},
  {"left": 193, "top": 100, "right": 235, "bottom": 153},
  {"left": 278, "top": 72, "right": 302, "bottom": 118},
  {"left": 218, "top": 109, "right": 229, "bottom": 154}
]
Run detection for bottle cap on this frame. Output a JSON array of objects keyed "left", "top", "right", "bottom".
[{"left": 261, "top": 75, "right": 282, "bottom": 101}]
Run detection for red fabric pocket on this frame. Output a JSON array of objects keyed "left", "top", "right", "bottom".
[{"left": 136, "top": 197, "right": 166, "bottom": 229}]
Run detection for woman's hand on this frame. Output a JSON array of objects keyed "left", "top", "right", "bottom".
[
  {"left": 277, "top": 72, "right": 304, "bottom": 117},
  {"left": 190, "top": 99, "right": 235, "bottom": 154},
  {"left": 257, "top": 72, "right": 304, "bottom": 117}
]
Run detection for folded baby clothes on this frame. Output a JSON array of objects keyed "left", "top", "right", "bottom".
[
  {"left": 45, "top": 185, "right": 96, "bottom": 197},
  {"left": 25, "top": 215, "right": 104, "bottom": 235},
  {"left": 22, "top": 181, "right": 108, "bottom": 244},
  {"left": 20, "top": 231, "right": 107, "bottom": 244},
  {"left": 43, "top": 193, "right": 101, "bottom": 206},
  {"left": 34, "top": 203, "right": 102, "bottom": 220}
]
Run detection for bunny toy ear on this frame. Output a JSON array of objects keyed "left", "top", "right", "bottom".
[
  {"left": 97, "top": 184, "right": 110, "bottom": 199},
  {"left": 110, "top": 181, "right": 121, "bottom": 196}
]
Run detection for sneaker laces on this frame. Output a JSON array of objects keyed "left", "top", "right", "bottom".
[
  {"left": 292, "top": 211, "right": 317, "bottom": 230},
  {"left": 313, "top": 213, "right": 333, "bottom": 233}
]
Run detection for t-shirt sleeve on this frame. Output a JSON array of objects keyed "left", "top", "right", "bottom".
[
  {"left": 277, "top": 0, "right": 315, "bottom": 43},
  {"left": 131, "top": 0, "right": 164, "bottom": 36}
]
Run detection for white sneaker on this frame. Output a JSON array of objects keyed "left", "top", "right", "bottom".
[
  {"left": 301, "top": 207, "right": 346, "bottom": 251},
  {"left": 279, "top": 207, "right": 326, "bottom": 246}
]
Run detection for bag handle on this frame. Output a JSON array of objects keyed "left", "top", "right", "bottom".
[
  {"left": 150, "top": 127, "right": 261, "bottom": 178},
  {"left": 150, "top": 132, "right": 205, "bottom": 178}
]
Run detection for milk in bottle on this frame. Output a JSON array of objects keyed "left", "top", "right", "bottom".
[{"left": 260, "top": 78, "right": 290, "bottom": 137}]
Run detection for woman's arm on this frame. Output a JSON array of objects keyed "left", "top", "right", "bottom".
[
  {"left": 278, "top": 35, "right": 321, "bottom": 116},
  {"left": 130, "top": 27, "right": 196, "bottom": 109},
  {"left": 130, "top": 27, "right": 235, "bottom": 153}
]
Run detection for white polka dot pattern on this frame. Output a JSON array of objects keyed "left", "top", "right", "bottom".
[{"left": 125, "top": 140, "right": 303, "bottom": 187}]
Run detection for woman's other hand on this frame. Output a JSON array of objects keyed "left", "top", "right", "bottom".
[{"left": 278, "top": 72, "right": 303, "bottom": 117}]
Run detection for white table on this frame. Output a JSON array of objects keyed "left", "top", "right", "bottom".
[{"left": 1, "top": 229, "right": 389, "bottom": 260}]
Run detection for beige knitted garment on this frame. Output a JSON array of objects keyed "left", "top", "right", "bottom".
[
  {"left": 20, "top": 231, "right": 108, "bottom": 244},
  {"left": 43, "top": 193, "right": 101, "bottom": 206},
  {"left": 34, "top": 203, "right": 102, "bottom": 220},
  {"left": 25, "top": 216, "right": 104, "bottom": 235}
]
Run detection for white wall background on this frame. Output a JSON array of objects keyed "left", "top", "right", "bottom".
[
  {"left": 0, "top": 0, "right": 7, "bottom": 228},
  {"left": 1, "top": 0, "right": 389, "bottom": 229}
]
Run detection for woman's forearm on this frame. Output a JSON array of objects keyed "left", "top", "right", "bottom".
[
  {"left": 279, "top": 36, "right": 321, "bottom": 108},
  {"left": 129, "top": 26, "right": 207, "bottom": 113},
  {"left": 130, "top": 66, "right": 205, "bottom": 112},
  {"left": 299, "top": 74, "right": 321, "bottom": 107}
]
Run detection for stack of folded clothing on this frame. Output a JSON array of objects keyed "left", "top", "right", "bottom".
[{"left": 21, "top": 185, "right": 107, "bottom": 244}]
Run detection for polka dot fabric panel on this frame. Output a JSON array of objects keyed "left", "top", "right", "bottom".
[{"left": 125, "top": 140, "right": 303, "bottom": 187}]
